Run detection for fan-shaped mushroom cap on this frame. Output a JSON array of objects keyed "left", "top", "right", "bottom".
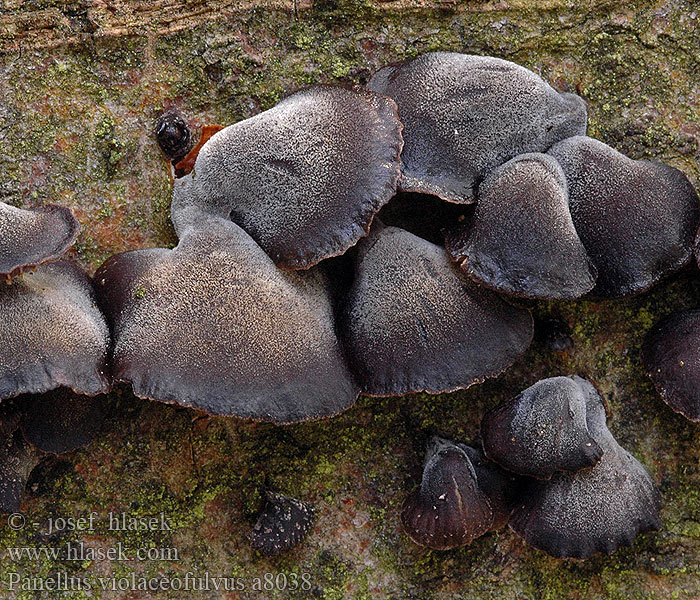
[
  {"left": 341, "top": 224, "right": 533, "bottom": 396},
  {"left": 368, "top": 52, "right": 587, "bottom": 204},
  {"left": 0, "top": 261, "right": 110, "bottom": 400},
  {"left": 548, "top": 136, "right": 700, "bottom": 297},
  {"left": 249, "top": 492, "right": 314, "bottom": 556},
  {"left": 482, "top": 376, "right": 604, "bottom": 479},
  {"left": 170, "top": 85, "right": 402, "bottom": 270},
  {"left": 446, "top": 154, "right": 596, "bottom": 299},
  {"left": 459, "top": 443, "right": 520, "bottom": 530},
  {"left": 509, "top": 387, "right": 662, "bottom": 558},
  {"left": 401, "top": 437, "right": 494, "bottom": 549},
  {"left": 641, "top": 310, "right": 700, "bottom": 422},
  {"left": 0, "top": 202, "right": 80, "bottom": 278},
  {"left": 95, "top": 216, "right": 359, "bottom": 423}
]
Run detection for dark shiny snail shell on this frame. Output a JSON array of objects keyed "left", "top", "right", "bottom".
[{"left": 155, "top": 112, "right": 192, "bottom": 162}]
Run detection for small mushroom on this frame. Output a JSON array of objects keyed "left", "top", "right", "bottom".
[
  {"left": 548, "top": 136, "right": 700, "bottom": 297},
  {"left": 509, "top": 381, "right": 662, "bottom": 558},
  {"left": 341, "top": 224, "right": 533, "bottom": 396},
  {"left": 0, "top": 392, "right": 107, "bottom": 512},
  {"left": 95, "top": 215, "right": 359, "bottom": 423},
  {"left": 446, "top": 153, "right": 596, "bottom": 299},
  {"left": 482, "top": 376, "right": 604, "bottom": 479},
  {"left": 0, "top": 260, "right": 110, "bottom": 400},
  {"left": 641, "top": 309, "right": 700, "bottom": 422},
  {"left": 368, "top": 52, "right": 587, "bottom": 204},
  {"left": 19, "top": 389, "right": 107, "bottom": 454},
  {"left": 0, "top": 202, "right": 80, "bottom": 278},
  {"left": 249, "top": 492, "right": 314, "bottom": 556},
  {"left": 401, "top": 437, "right": 494, "bottom": 549},
  {"left": 154, "top": 112, "right": 193, "bottom": 163},
  {"left": 170, "top": 85, "right": 403, "bottom": 269}
]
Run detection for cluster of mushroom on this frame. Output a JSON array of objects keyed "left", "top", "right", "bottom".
[
  {"left": 403, "top": 377, "right": 662, "bottom": 558},
  {"left": 3, "top": 50, "right": 695, "bottom": 557},
  {"left": 0, "top": 201, "right": 110, "bottom": 512},
  {"left": 112, "top": 52, "right": 698, "bottom": 424},
  {"left": 370, "top": 53, "right": 699, "bottom": 300},
  {"left": 101, "top": 51, "right": 695, "bottom": 554}
]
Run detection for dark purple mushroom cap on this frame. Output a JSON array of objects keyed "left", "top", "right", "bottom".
[
  {"left": 446, "top": 154, "right": 596, "bottom": 299},
  {"left": 95, "top": 216, "right": 359, "bottom": 423},
  {"left": 249, "top": 492, "right": 314, "bottom": 556},
  {"left": 171, "top": 85, "right": 402, "bottom": 270},
  {"left": 459, "top": 443, "right": 520, "bottom": 530},
  {"left": 482, "top": 376, "right": 604, "bottom": 480},
  {"left": 368, "top": 52, "right": 587, "bottom": 204},
  {"left": 0, "top": 261, "right": 110, "bottom": 400},
  {"left": 401, "top": 437, "right": 494, "bottom": 549},
  {"left": 641, "top": 309, "right": 700, "bottom": 422},
  {"left": 19, "top": 389, "right": 106, "bottom": 454},
  {"left": 341, "top": 224, "right": 533, "bottom": 396},
  {"left": 548, "top": 136, "right": 700, "bottom": 297},
  {"left": 509, "top": 385, "right": 662, "bottom": 559},
  {"left": 0, "top": 202, "right": 80, "bottom": 278}
]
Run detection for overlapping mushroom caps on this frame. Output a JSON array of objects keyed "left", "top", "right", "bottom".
[
  {"left": 446, "top": 137, "right": 699, "bottom": 299},
  {"left": 481, "top": 376, "right": 661, "bottom": 558},
  {"left": 446, "top": 154, "right": 596, "bottom": 299},
  {"left": 96, "top": 213, "right": 359, "bottom": 423},
  {"left": 642, "top": 310, "right": 700, "bottom": 422},
  {"left": 367, "top": 52, "right": 587, "bottom": 204},
  {"left": 548, "top": 136, "right": 700, "bottom": 297},
  {"left": 0, "top": 201, "right": 79, "bottom": 278},
  {"left": 1, "top": 261, "right": 110, "bottom": 400},
  {"left": 341, "top": 223, "right": 533, "bottom": 396},
  {"left": 170, "top": 85, "right": 403, "bottom": 270},
  {"left": 0, "top": 204, "right": 110, "bottom": 511},
  {"left": 482, "top": 376, "right": 603, "bottom": 479}
]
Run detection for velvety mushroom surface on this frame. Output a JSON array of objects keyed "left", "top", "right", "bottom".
[
  {"left": 0, "top": 260, "right": 110, "bottom": 400},
  {"left": 0, "top": 202, "right": 80, "bottom": 278},
  {"left": 446, "top": 153, "right": 596, "bottom": 299},
  {"left": 548, "top": 136, "right": 700, "bottom": 297},
  {"left": 401, "top": 437, "right": 494, "bottom": 549},
  {"left": 341, "top": 224, "right": 534, "bottom": 396},
  {"left": 170, "top": 85, "right": 402, "bottom": 270},
  {"left": 509, "top": 382, "right": 662, "bottom": 559},
  {"left": 96, "top": 216, "right": 359, "bottom": 423},
  {"left": 459, "top": 443, "right": 520, "bottom": 530},
  {"left": 482, "top": 376, "right": 603, "bottom": 479},
  {"left": 367, "top": 52, "right": 587, "bottom": 204},
  {"left": 641, "top": 310, "right": 700, "bottom": 422}
]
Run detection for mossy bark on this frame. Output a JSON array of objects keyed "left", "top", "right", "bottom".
[{"left": 1, "top": 1, "right": 700, "bottom": 598}]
